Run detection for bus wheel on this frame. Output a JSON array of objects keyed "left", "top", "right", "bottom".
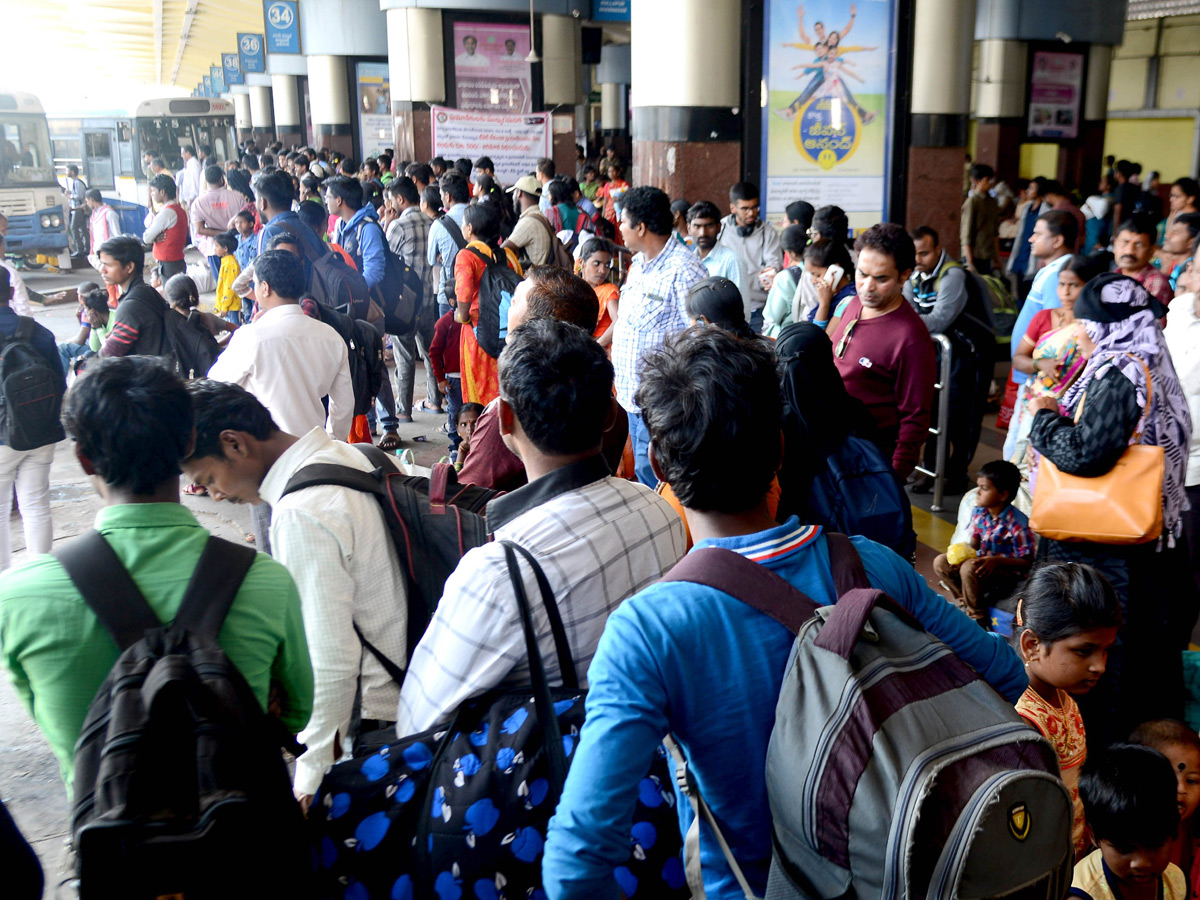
[{"left": 20, "top": 255, "right": 46, "bottom": 270}]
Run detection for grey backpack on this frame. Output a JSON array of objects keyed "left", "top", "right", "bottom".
[{"left": 665, "top": 533, "right": 1074, "bottom": 900}]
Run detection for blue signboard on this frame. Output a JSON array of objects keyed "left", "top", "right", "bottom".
[
  {"left": 239, "top": 33, "right": 265, "bottom": 73},
  {"left": 211, "top": 66, "right": 226, "bottom": 95},
  {"left": 223, "top": 53, "right": 243, "bottom": 86},
  {"left": 592, "top": 0, "right": 630, "bottom": 21},
  {"left": 264, "top": 0, "right": 300, "bottom": 55},
  {"left": 202, "top": 76, "right": 213, "bottom": 98}
]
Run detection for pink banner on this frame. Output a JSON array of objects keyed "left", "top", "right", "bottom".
[{"left": 453, "top": 22, "right": 533, "bottom": 114}]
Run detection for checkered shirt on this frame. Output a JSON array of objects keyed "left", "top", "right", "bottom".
[{"left": 388, "top": 206, "right": 437, "bottom": 300}]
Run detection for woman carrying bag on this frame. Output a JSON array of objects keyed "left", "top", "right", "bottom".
[{"left": 1027, "top": 272, "right": 1194, "bottom": 752}]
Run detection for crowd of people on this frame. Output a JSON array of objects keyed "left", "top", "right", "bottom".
[{"left": 2, "top": 140, "right": 1200, "bottom": 900}]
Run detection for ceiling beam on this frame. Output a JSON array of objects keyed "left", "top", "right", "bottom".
[
  {"left": 169, "top": 0, "right": 201, "bottom": 86},
  {"left": 154, "top": 0, "right": 163, "bottom": 84}
]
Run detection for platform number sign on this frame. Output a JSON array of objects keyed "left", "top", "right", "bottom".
[{"left": 263, "top": 0, "right": 300, "bottom": 54}]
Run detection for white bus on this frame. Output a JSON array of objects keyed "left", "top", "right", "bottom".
[
  {"left": 49, "top": 97, "right": 236, "bottom": 222},
  {"left": 0, "top": 90, "right": 69, "bottom": 266}
]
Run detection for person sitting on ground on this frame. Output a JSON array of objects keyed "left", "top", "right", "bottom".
[
  {"left": 763, "top": 224, "right": 810, "bottom": 338},
  {"left": 452, "top": 401, "right": 484, "bottom": 471},
  {"left": 163, "top": 273, "right": 236, "bottom": 339},
  {"left": 541, "top": 326, "right": 1025, "bottom": 899},
  {"left": 1072, "top": 745, "right": 1187, "bottom": 899},
  {"left": 395, "top": 318, "right": 686, "bottom": 737},
  {"left": 1129, "top": 720, "right": 1200, "bottom": 887},
  {"left": 0, "top": 357, "right": 313, "bottom": 790},
  {"left": 181, "top": 379, "right": 408, "bottom": 814},
  {"left": 1013, "top": 561, "right": 1121, "bottom": 860},
  {"left": 579, "top": 238, "right": 618, "bottom": 349},
  {"left": 826, "top": 223, "right": 936, "bottom": 481},
  {"left": 58, "top": 282, "right": 111, "bottom": 372},
  {"left": 933, "top": 460, "right": 1034, "bottom": 625}
]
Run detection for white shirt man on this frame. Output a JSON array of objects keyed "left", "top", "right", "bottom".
[{"left": 179, "top": 152, "right": 202, "bottom": 205}]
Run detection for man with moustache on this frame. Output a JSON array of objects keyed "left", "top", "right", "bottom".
[
  {"left": 687, "top": 201, "right": 748, "bottom": 314},
  {"left": 1114, "top": 215, "right": 1173, "bottom": 308}
]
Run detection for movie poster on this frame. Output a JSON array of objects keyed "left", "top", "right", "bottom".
[
  {"left": 356, "top": 62, "right": 392, "bottom": 158},
  {"left": 761, "top": 0, "right": 897, "bottom": 228},
  {"left": 453, "top": 22, "right": 533, "bottom": 114}
]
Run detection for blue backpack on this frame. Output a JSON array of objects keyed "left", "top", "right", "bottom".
[
  {"left": 468, "top": 246, "right": 522, "bottom": 358},
  {"left": 806, "top": 435, "right": 914, "bottom": 559}
]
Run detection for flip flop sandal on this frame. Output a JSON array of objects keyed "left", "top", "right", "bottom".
[{"left": 377, "top": 432, "right": 402, "bottom": 451}]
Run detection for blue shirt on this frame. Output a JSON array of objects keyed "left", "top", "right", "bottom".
[
  {"left": 1010, "top": 253, "right": 1069, "bottom": 384},
  {"left": 235, "top": 232, "right": 255, "bottom": 271},
  {"left": 428, "top": 204, "right": 468, "bottom": 308},
  {"left": 255, "top": 210, "right": 326, "bottom": 264},
  {"left": 334, "top": 204, "right": 386, "bottom": 291},
  {"left": 543, "top": 519, "right": 1026, "bottom": 900}
]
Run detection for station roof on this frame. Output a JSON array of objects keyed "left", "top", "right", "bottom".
[{"left": 23, "top": 0, "right": 265, "bottom": 93}]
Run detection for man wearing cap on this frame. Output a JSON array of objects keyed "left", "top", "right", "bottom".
[{"left": 504, "top": 175, "right": 554, "bottom": 267}]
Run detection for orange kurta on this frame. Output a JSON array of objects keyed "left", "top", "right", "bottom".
[
  {"left": 593, "top": 282, "right": 619, "bottom": 341},
  {"left": 456, "top": 241, "right": 523, "bottom": 405}
]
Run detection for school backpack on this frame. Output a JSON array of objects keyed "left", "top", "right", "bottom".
[
  {"left": 533, "top": 212, "right": 576, "bottom": 270},
  {"left": 468, "top": 246, "right": 523, "bottom": 358},
  {"left": 352, "top": 220, "right": 427, "bottom": 336},
  {"left": 161, "top": 310, "right": 222, "bottom": 380},
  {"left": 307, "top": 541, "right": 689, "bottom": 900},
  {"left": 663, "top": 534, "right": 1074, "bottom": 900},
  {"left": 268, "top": 220, "right": 372, "bottom": 318},
  {"left": 978, "top": 271, "right": 1018, "bottom": 349},
  {"left": 303, "top": 299, "right": 385, "bottom": 416},
  {"left": 0, "top": 317, "right": 66, "bottom": 450},
  {"left": 52, "top": 531, "right": 314, "bottom": 900},
  {"left": 280, "top": 444, "right": 498, "bottom": 664},
  {"left": 806, "top": 433, "right": 915, "bottom": 560}
]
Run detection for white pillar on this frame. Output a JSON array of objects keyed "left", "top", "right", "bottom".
[
  {"left": 1085, "top": 44, "right": 1113, "bottom": 122},
  {"left": 385, "top": 6, "right": 445, "bottom": 103},
  {"left": 271, "top": 74, "right": 300, "bottom": 130},
  {"left": 250, "top": 84, "right": 274, "bottom": 130},
  {"left": 631, "top": 0, "right": 739, "bottom": 110},
  {"left": 911, "top": 0, "right": 975, "bottom": 116},
  {"left": 232, "top": 93, "right": 252, "bottom": 131},
  {"left": 601, "top": 83, "right": 626, "bottom": 131},
  {"left": 973, "top": 40, "right": 1027, "bottom": 119},
  {"left": 307, "top": 54, "right": 352, "bottom": 150},
  {"left": 542, "top": 14, "right": 582, "bottom": 107}
]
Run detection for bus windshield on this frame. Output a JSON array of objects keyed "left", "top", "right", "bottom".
[
  {"left": 0, "top": 115, "right": 55, "bottom": 185},
  {"left": 135, "top": 116, "right": 235, "bottom": 173}
]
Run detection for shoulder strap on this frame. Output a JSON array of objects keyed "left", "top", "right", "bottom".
[
  {"left": 354, "top": 623, "right": 407, "bottom": 685},
  {"left": 499, "top": 540, "right": 577, "bottom": 689},
  {"left": 825, "top": 532, "right": 870, "bottom": 594},
  {"left": 440, "top": 215, "right": 466, "bottom": 250},
  {"left": 659, "top": 546, "right": 819, "bottom": 635},
  {"left": 280, "top": 463, "right": 385, "bottom": 499},
  {"left": 172, "top": 536, "right": 257, "bottom": 640},
  {"left": 52, "top": 530, "right": 161, "bottom": 650},
  {"left": 14, "top": 317, "right": 35, "bottom": 343}
]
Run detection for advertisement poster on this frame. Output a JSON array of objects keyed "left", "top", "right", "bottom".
[
  {"left": 1027, "top": 51, "right": 1084, "bottom": 140},
  {"left": 264, "top": 0, "right": 300, "bottom": 54},
  {"left": 430, "top": 106, "right": 551, "bottom": 184},
  {"left": 761, "top": 0, "right": 896, "bottom": 228},
  {"left": 452, "top": 22, "right": 533, "bottom": 114},
  {"left": 357, "top": 62, "right": 393, "bottom": 159}
]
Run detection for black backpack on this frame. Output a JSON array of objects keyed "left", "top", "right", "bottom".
[
  {"left": 468, "top": 245, "right": 523, "bottom": 358},
  {"left": 280, "top": 444, "right": 498, "bottom": 663},
  {"left": 267, "top": 220, "right": 372, "bottom": 318},
  {"left": 0, "top": 317, "right": 65, "bottom": 450},
  {"left": 162, "top": 310, "right": 222, "bottom": 380},
  {"left": 351, "top": 220, "right": 427, "bottom": 336},
  {"left": 52, "top": 531, "right": 313, "bottom": 900},
  {"left": 305, "top": 301, "right": 385, "bottom": 416}
]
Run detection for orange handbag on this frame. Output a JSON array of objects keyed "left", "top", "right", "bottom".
[{"left": 1030, "top": 355, "right": 1164, "bottom": 545}]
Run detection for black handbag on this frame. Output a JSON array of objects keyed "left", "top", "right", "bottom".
[{"left": 309, "top": 541, "right": 688, "bottom": 899}]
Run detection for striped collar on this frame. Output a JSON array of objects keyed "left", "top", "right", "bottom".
[{"left": 693, "top": 516, "right": 823, "bottom": 564}]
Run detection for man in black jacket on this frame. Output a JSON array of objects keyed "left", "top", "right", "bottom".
[{"left": 97, "top": 235, "right": 169, "bottom": 358}]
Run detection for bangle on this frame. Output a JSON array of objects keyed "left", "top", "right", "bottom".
[{"left": 814, "top": 318, "right": 830, "bottom": 328}]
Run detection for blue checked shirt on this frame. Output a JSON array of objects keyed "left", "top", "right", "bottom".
[
  {"left": 612, "top": 236, "right": 708, "bottom": 412},
  {"left": 427, "top": 203, "right": 468, "bottom": 309},
  {"left": 387, "top": 206, "right": 436, "bottom": 299}
]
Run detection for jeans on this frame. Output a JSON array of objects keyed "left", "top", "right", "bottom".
[
  {"left": 370, "top": 318, "right": 399, "bottom": 432},
  {"left": 57, "top": 341, "right": 92, "bottom": 374},
  {"left": 223, "top": 311, "right": 242, "bottom": 326},
  {"left": 395, "top": 312, "right": 442, "bottom": 414},
  {"left": 157, "top": 259, "right": 186, "bottom": 283},
  {"left": 627, "top": 411, "right": 656, "bottom": 488},
  {"left": 749, "top": 308, "right": 765, "bottom": 334},
  {"left": 69, "top": 209, "right": 88, "bottom": 257},
  {"left": 207, "top": 255, "right": 221, "bottom": 286},
  {"left": 0, "top": 443, "right": 55, "bottom": 570},
  {"left": 445, "top": 377, "right": 463, "bottom": 453}
]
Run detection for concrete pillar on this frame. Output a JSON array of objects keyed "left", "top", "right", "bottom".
[
  {"left": 1068, "top": 44, "right": 1114, "bottom": 194},
  {"left": 272, "top": 74, "right": 304, "bottom": 149},
  {"left": 600, "top": 82, "right": 627, "bottom": 133},
  {"left": 384, "top": 5, "right": 445, "bottom": 165},
  {"left": 597, "top": 45, "right": 630, "bottom": 163},
  {"left": 249, "top": 83, "right": 275, "bottom": 143},
  {"left": 307, "top": 55, "right": 353, "bottom": 156},
  {"left": 906, "top": 0, "right": 976, "bottom": 254},
  {"left": 972, "top": 39, "right": 1026, "bottom": 189},
  {"left": 232, "top": 92, "right": 253, "bottom": 144},
  {"left": 630, "top": 0, "right": 741, "bottom": 204},
  {"left": 542, "top": 14, "right": 582, "bottom": 182}
]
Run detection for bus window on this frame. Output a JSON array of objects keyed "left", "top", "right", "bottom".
[
  {"left": 0, "top": 116, "right": 54, "bottom": 185},
  {"left": 84, "top": 132, "right": 114, "bottom": 189}
]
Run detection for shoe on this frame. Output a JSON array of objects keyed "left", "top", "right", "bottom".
[
  {"left": 413, "top": 400, "right": 444, "bottom": 415},
  {"left": 909, "top": 476, "right": 935, "bottom": 494}
]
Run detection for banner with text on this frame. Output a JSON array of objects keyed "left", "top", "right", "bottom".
[
  {"left": 1027, "top": 51, "right": 1084, "bottom": 140},
  {"left": 223, "top": 53, "right": 243, "bottom": 86},
  {"left": 356, "top": 62, "right": 393, "bottom": 159},
  {"left": 264, "top": 0, "right": 300, "bottom": 54},
  {"left": 452, "top": 22, "right": 533, "bottom": 113},
  {"left": 761, "top": 0, "right": 897, "bottom": 229},
  {"left": 239, "top": 33, "right": 265, "bottom": 73},
  {"left": 430, "top": 106, "right": 551, "bottom": 185}
]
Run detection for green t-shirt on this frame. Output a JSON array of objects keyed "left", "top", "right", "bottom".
[
  {"left": 0, "top": 503, "right": 314, "bottom": 790},
  {"left": 87, "top": 317, "right": 114, "bottom": 353}
]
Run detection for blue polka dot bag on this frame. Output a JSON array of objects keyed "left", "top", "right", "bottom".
[{"left": 309, "top": 541, "right": 689, "bottom": 900}]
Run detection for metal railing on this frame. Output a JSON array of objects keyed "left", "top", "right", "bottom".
[{"left": 912, "top": 333, "right": 952, "bottom": 512}]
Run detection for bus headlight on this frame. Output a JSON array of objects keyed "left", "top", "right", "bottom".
[
  {"left": 40, "top": 214, "right": 51, "bottom": 228},
  {"left": 50, "top": 214, "right": 62, "bottom": 228}
]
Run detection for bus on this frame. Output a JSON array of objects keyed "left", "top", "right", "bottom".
[
  {"left": 49, "top": 97, "right": 236, "bottom": 227},
  {"left": 0, "top": 90, "right": 69, "bottom": 267}
]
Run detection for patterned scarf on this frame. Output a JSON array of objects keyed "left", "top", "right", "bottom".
[{"left": 1062, "top": 274, "right": 1191, "bottom": 535}]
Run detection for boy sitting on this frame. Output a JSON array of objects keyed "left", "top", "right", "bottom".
[
  {"left": 933, "top": 459, "right": 1034, "bottom": 626},
  {"left": 1072, "top": 744, "right": 1187, "bottom": 899}
]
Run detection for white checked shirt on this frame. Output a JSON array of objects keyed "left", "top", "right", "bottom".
[
  {"left": 395, "top": 455, "right": 687, "bottom": 736},
  {"left": 611, "top": 236, "right": 708, "bottom": 413},
  {"left": 207, "top": 303, "right": 355, "bottom": 440},
  {"left": 260, "top": 428, "right": 409, "bottom": 795}
]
